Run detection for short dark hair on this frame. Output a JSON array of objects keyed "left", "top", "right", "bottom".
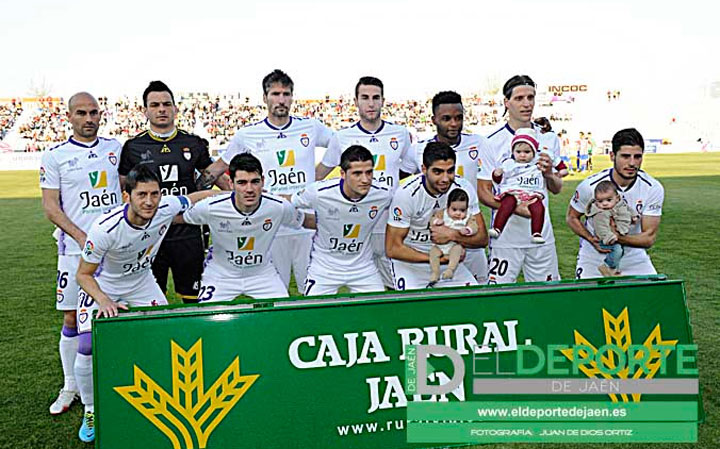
[
  {"left": 340, "top": 145, "right": 373, "bottom": 172},
  {"left": 611, "top": 128, "right": 644, "bottom": 154},
  {"left": 594, "top": 180, "right": 618, "bottom": 197},
  {"left": 355, "top": 76, "right": 384, "bottom": 97},
  {"left": 431, "top": 91, "right": 462, "bottom": 114},
  {"left": 125, "top": 164, "right": 160, "bottom": 194},
  {"left": 142, "top": 81, "right": 175, "bottom": 107},
  {"left": 229, "top": 153, "right": 263, "bottom": 180},
  {"left": 448, "top": 188, "right": 469, "bottom": 205},
  {"left": 422, "top": 141, "right": 456, "bottom": 168},
  {"left": 262, "top": 69, "right": 294, "bottom": 94},
  {"left": 534, "top": 117, "right": 552, "bottom": 133},
  {"left": 502, "top": 75, "right": 536, "bottom": 99}
]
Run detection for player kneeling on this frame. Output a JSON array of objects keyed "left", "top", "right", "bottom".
[
  {"left": 178, "top": 154, "right": 304, "bottom": 301},
  {"left": 74, "top": 165, "right": 216, "bottom": 442},
  {"left": 292, "top": 145, "right": 391, "bottom": 296}
]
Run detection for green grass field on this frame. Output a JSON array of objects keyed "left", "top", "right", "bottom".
[{"left": 0, "top": 152, "right": 718, "bottom": 448}]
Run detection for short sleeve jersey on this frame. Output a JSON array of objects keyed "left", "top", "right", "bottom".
[
  {"left": 40, "top": 137, "right": 123, "bottom": 255},
  {"left": 570, "top": 168, "right": 664, "bottom": 263},
  {"left": 292, "top": 179, "right": 391, "bottom": 272},
  {"left": 387, "top": 175, "right": 480, "bottom": 253},
  {"left": 119, "top": 129, "right": 212, "bottom": 241},
  {"left": 410, "top": 133, "right": 493, "bottom": 192},
  {"left": 182, "top": 192, "right": 303, "bottom": 277},
  {"left": 482, "top": 123, "right": 561, "bottom": 248},
  {"left": 320, "top": 121, "right": 412, "bottom": 192},
  {"left": 82, "top": 195, "right": 191, "bottom": 295}
]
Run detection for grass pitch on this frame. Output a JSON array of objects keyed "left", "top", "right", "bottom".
[{"left": 0, "top": 152, "right": 718, "bottom": 448}]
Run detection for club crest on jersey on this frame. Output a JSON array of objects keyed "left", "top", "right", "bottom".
[
  {"left": 368, "top": 206, "right": 378, "bottom": 220},
  {"left": 78, "top": 311, "right": 88, "bottom": 324},
  {"left": 469, "top": 146, "right": 478, "bottom": 160},
  {"left": 237, "top": 237, "right": 255, "bottom": 251},
  {"left": 108, "top": 152, "right": 117, "bottom": 165},
  {"left": 373, "top": 154, "right": 386, "bottom": 171},
  {"left": 56, "top": 291, "right": 64, "bottom": 303},
  {"left": 84, "top": 240, "right": 94, "bottom": 256},
  {"left": 390, "top": 137, "right": 399, "bottom": 150},
  {"left": 263, "top": 218, "right": 273, "bottom": 231},
  {"left": 343, "top": 224, "right": 361, "bottom": 239},
  {"left": 276, "top": 150, "right": 295, "bottom": 167},
  {"left": 182, "top": 147, "right": 191, "bottom": 161},
  {"left": 635, "top": 200, "right": 643, "bottom": 214},
  {"left": 300, "top": 133, "right": 310, "bottom": 147},
  {"left": 159, "top": 224, "right": 167, "bottom": 235}
]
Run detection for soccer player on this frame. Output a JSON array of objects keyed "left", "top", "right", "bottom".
[
  {"left": 40, "top": 92, "right": 122, "bottom": 416},
  {"left": 73, "top": 164, "right": 215, "bottom": 442},
  {"left": 407, "top": 91, "right": 493, "bottom": 283},
  {"left": 314, "top": 76, "right": 413, "bottom": 288},
  {"left": 478, "top": 75, "right": 564, "bottom": 284},
  {"left": 386, "top": 142, "right": 488, "bottom": 290},
  {"left": 178, "top": 154, "right": 304, "bottom": 301},
  {"left": 199, "top": 69, "right": 334, "bottom": 289},
  {"left": 119, "top": 81, "right": 228, "bottom": 304},
  {"left": 294, "top": 145, "right": 392, "bottom": 295},
  {"left": 566, "top": 128, "right": 664, "bottom": 278}
]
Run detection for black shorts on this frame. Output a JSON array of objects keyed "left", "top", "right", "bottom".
[{"left": 152, "top": 236, "right": 204, "bottom": 303}]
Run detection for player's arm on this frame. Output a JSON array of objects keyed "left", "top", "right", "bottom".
[
  {"left": 430, "top": 213, "right": 488, "bottom": 249},
  {"left": 316, "top": 132, "right": 341, "bottom": 181},
  {"left": 315, "top": 163, "right": 334, "bottom": 181},
  {"left": 41, "top": 189, "right": 87, "bottom": 246},
  {"left": 385, "top": 224, "right": 430, "bottom": 263},
  {"left": 616, "top": 215, "right": 661, "bottom": 248},
  {"left": 76, "top": 260, "right": 127, "bottom": 318},
  {"left": 538, "top": 152, "right": 562, "bottom": 194},
  {"left": 566, "top": 204, "right": 610, "bottom": 253},
  {"left": 197, "top": 159, "right": 229, "bottom": 190}
]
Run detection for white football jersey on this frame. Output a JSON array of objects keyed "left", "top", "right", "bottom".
[
  {"left": 387, "top": 175, "right": 480, "bottom": 253},
  {"left": 482, "top": 123, "right": 561, "bottom": 248},
  {"left": 182, "top": 192, "right": 303, "bottom": 278},
  {"left": 40, "top": 137, "right": 122, "bottom": 255},
  {"left": 410, "top": 133, "right": 492, "bottom": 192},
  {"left": 82, "top": 195, "right": 190, "bottom": 295},
  {"left": 571, "top": 168, "right": 664, "bottom": 263},
  {"left": 291, "top": 179, "right": 391, "bottom": 272},
  {"left": 321, "top": 121, "right": 413, "bottom": 192}
]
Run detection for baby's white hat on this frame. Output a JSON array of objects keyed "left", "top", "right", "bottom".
[{"left": 511, "top": 128, "right": 539, "bottom": 154}]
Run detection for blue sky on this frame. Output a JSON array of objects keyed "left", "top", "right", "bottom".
[{"left": 1, "top": 0, "right": 718, "bottom": 100}]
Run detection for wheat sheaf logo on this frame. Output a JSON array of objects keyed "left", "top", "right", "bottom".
[
  {"left": 115, "top": 339, "right": 259, "bottom": 449},
  {"left": 560, "top": 307, "right": 677, "bottom": 403}
]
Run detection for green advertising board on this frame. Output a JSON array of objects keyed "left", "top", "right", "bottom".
[{"left": 93, "top": 276, "right": 701, "bottom": 448}]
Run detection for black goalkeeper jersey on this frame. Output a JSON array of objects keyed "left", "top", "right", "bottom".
[{"left": 119, "top": 129, "right": 213, "bottom": 241}]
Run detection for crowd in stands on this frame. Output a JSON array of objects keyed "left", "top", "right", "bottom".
[
  {"left": 0, "top": 100, "right": 24, "bottom": 140},
  {"left": 9, "top": 93, "right": 571, "bottom": 152}
]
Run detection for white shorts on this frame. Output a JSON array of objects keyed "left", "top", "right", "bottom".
[
  {"left": 77, "top": 273, "right": 168, "bottom": 333},
  {"left": 371, "top": 233, "right": 394, "bottom": 288},
  {"left": 575, "top": 256, "right": 657, "bottom": 279},
  {"left": 486, "top": 245, "right": 560, "bottom": 284},
  {"left": 271, "top": 233, "right": 313, "bottom": 290},
  {"left": 304, "top": 261, "right": 385, "bottom": 296},
  {"left": 390, "top": 259, "right": 478, "bottom": 291},
  {"left": 464, "top": 248, "right": 489, "bottom": 284},
  {"left": 198, "top": 264, "right": 289, "bottom": 302},
  {"left": 56, "top": 254, "right": 80, "bottom": 311}
]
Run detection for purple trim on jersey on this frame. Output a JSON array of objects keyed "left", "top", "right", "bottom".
[
  {"left": 264, "top": 117, "right": 293, "bottom": 131},
  {"left": 99, "top": 209, "right": 123, "bottom": 225},
  {"left": 62, "top": 325, "right": 78, "bottom": 337},
  {"left": 58, "top": 230, "right": 66, "bottom": 256},
  {"left": 106, "top": 217, "right": 122, "bottom": 234},
  {"left": 318, "top": 182, "right": 340, "bottom": 191},
  {"left": 356, "top": 120, "right": 386, "bottom": 135},
  {"left": 230, "top": 192, "right": 262, "bottom": 216},
  {"left": 210, "top": 195, "right": 232, "bottom": 205},
  {"left": 338, "top": 179, "right": 363, "bottom": 203},
  {"left": 94, "top": 260, "right": 104, "bottom": 277},
  {"left": 421, "top": 176, "right": 440, "bottom": 198},
  {"left": 123, "top": 204, "right": 154, "bottom": 230},
  {"left": 78, "top": 333, "right": 93, "bottom": 354},
  {"left": 504, "top": 123, "right": 515, "bottom": 135},
  {"left": 203, "top": 246, "right": 213, "bottom": 269},
  {"left": 68, "top": 137, "right": 99, "bottom": 148}
]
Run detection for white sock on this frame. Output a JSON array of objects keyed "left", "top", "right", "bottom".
[
  {"left": 59, "top": 332, "right": 78, "bottom": 391},
  {"left": 74, "top": 354, "right": 94, "bottom": 411}
]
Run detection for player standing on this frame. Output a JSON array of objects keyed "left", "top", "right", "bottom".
[
  {"left": 178, "top": 154, "right": 304, "bottom": 301},
  {"left": 407, "top": 91, "right": 492, "bottom": 283},
  {"left": 386, "top": 142, "right": 488, "bottom": 290},
  {"left": 566, "top": 128, "right": 664, "bottom": 278},
  {"left": 314, "top": 76, "right": 413, "bottom": 288},
  {"left": 294, "top": 146, "right": 392, "bottom": 295},
  {"left": 40, "top": 92, "right": 122, "bottom": 416},
  {"left": 478, "top": 75, "right": 564, "bottom": 284},
  {"left": 119, "top": 81, "right": 228, "bottom": 303},
  {"left": 73, "top": 165, "right": 215, "bottom": 442},
  {"left": 200, "top": 70, "right": 334, "bottom": 289}
]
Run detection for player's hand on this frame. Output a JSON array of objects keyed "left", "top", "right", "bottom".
[
  {"left": 606, "top": 235, "right": 618, "bottom": 245},
  {"left": 461, "top": 226, "right": 474, "bottom": 236},
  {"left": 432, "top": 218, "right": 444, "bottom": 226},
  {"left": 430, "top": 224, "right": 455, "bottom": 245},
  {"left": 537, "top": 153, "right": 553, "bottom": 176},
  {"left": 514, "top": 199, "right": 537, "bottom": 218},
  {"left": 95, "top": 297, "right": 128, "bottom": 318},
  {"left": 589, "top": 236, "right": 612, "bottom": 253}
]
